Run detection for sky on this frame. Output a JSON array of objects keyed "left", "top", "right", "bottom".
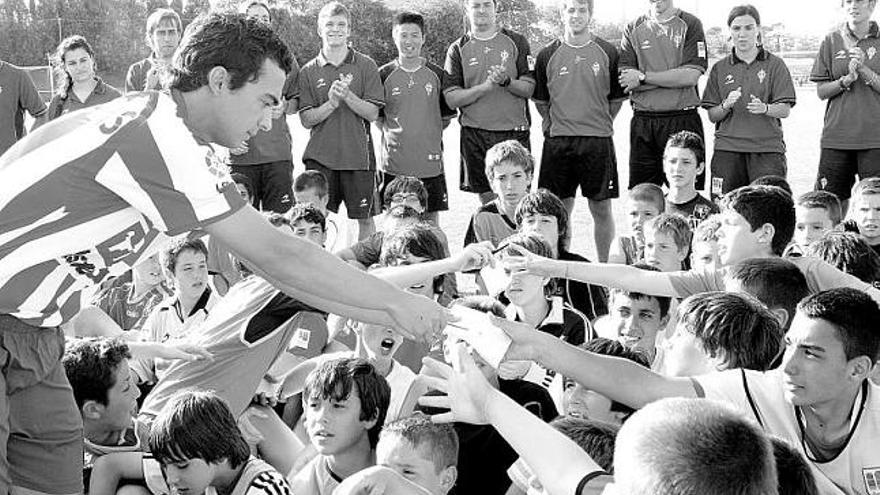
[{"left": 538, "top": 0, "right": 852, "bottom": 34}]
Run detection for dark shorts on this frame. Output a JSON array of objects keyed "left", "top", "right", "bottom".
[
  {"left": 0, "top": 316, "right": 83, "bottom": 494},
  {"left": 460, "top": 126, "right": 530, "bottom": 194},
  {"left": 230, "top": 160, "right": 294, "bottom": 213},
  {"left": 629, "top": 110, "right": 705, "bottom": 190},
  {"left": 304, "top": 160, "right": 379, "bottom": 219},
  {"left": 378, "top": 171, "right": 449, "bottom": 213},
  {"left": 539, "top": 136, "right": 619, "bottom": 202},
  {"left": 816, "top": 148, "right": 880, "bottom": 200},
  {"left": 710, "top": 150, "right": 787, "bottom": 200}
]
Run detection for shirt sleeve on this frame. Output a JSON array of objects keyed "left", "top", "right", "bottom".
[
  {"left": 444, "top": 40, "right": 465, "bottom": 92},
  {"left": 431, "top": 63, "right": 457, "bottom": 120},
  {"left": 297, "top": 64, "right": 319, "bottom": 112},
  {"left": 618, "top": 20, "right": 639, "bottom": 71},
  {"left": 360, "top": 55, "right": 385, "bottom": 108},
  {"left": 700, "top": 62, "right": 722, "bottom": 108},
  {"left": 691, "top": 369, "right": 751, "bottom": 408},
  {"left": 283, "top": 61, "right": 301, "bottom": 101},
  {"left": 512, "top": 31, "right": 534, "bottom": 82},
  {"left": 124, "top": 63, "right": 140, "bottom": 93},
  {"left": 46, "top": 94, "right": 63, "bottom": 121},
  {"left": 351, "top": 232, "right": 384, "bottom": 266},
  {"left": 245, "top": 471, "right": 292, "bottom": 495},
  {"left": 769, "top": 57, "right": 797, "bottom": 106},
  {"left": 19, "top": 70, "right": 47, "bottom": 118},
  {"left": 680, "top": 13, "right": 708, "bottom": 71},
  {"left": 667, "top": 267, "right": 726, "bottom": 298},
  {"left": 810, "top": 34, "right": 835, "bottom": 82},
  {"left": 798, "top": 256, "right": 880, "bottom": 304},
  {"left": 532, "top": 43, "right": 552, "bottom": 103}
]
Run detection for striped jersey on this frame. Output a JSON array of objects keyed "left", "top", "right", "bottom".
[{"left": 0, "top": 91, "right": 246, "bottom": 327}]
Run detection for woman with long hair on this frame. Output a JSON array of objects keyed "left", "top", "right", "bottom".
[{"left": 44, "top": 35, "right": 121, "bottom": 122}]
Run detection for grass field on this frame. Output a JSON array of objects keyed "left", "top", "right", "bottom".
[{"left": 288, "top": 86, "right": 824, "bottom": 261}]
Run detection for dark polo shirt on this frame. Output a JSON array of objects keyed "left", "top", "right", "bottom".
[
  {"left": 47, "top": 78, "right": 121, "bottom": 121},
  {"left": 0, "top": 61, "right": 47, "bottom": 156}
]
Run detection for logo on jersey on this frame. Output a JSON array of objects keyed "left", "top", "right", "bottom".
[
  {"left": 391, "top": 87, "right": 401, "bottom": 96},
  {"left": 863, "top": 467, "right": 880, "bottom": 495},
  {"left": 869, "top": 47, "right": 877, "bottom": 60},
  {"left": 316, "top": 78, "right": 327, "bottom": 88},
  {"left": 693, "top": 204, "right": 712, "bottom": 223},
  {"left": 205, "top": 149, "right": 233, "bottom": 194},
  {"left": 574, "top": 55, "right": 587, "bottom": 65},
  {"left": 292, "top": 328, "right": 311, "bottom": 350},
  {"left": 757, "top": 69, "right": 767, "bottom": 84},
  {"left": 558, "top": 66, "right": 570, "bottom": 76},
  {"left": 500, "top": 50, "right": 510, "bottom": 65},
  {"left": 61, "top": 219, "right": 161, "bottom": 284},
  {"left": 484, "top": 46, "right": 493, "bottom": 54},
  {"left": 425, "top": 82, "right": 434, "bottom": 95},
  {"left": 835, "top": 49, "right": 850, "bottom": 60},
  {"left": 468, "top": 57, "right": 480, "bottom": 67},
  {"left": 592, "top": 62, "right": 601, "bottom": 76},
  {"left": 724, "top": 74, "right": 736, "bottom": 85},
  {"left": 640, "top": 39, "right": 652, "bottom": 50}
]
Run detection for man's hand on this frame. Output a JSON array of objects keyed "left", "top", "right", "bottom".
[
  {"left": 229, "top": 141, "right": 250, "bottom": 155},
  {"left": 501, "top": 243, "right": 560, "bottom": 278},
  {"left": 618, "top": 68, "right": 643, "bottom": 92},
  {"left": 328, "top": 80, "right": 348, "bottom": 108},
  {"left": 486, "top": 65, "right": 506, "bottom": 85},
  {"left": 453, "top": 241, "right": 496, "bottom": 272},
  {"left": 333, "top": 466, "right": 432, "bottom": 495},
  {"left": 418, "top": 342, "right": 494, "bottom": 424},
  {"left": 386, "top": 293, "right": 448, "bottom": 343},
  {"left": 746, "top": 94, "right": 769, "bottom": 115},
  {"left": 722, "top": 86, "right": 742, "bottom": 110}
]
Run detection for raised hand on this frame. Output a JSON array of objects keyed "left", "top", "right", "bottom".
[{"left": 417, "top": 342, "right": 494, "bottom": 425}]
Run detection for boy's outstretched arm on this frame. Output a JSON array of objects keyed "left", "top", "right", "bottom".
[
  {"left": 333, "top": 466, "right": 432, "bottom": 495},
  {"left": 419, "top": 343, "right": 604, "bottom": 495},
  {"left": 368, "top": 242, "right": 495, "bottom": 288}
]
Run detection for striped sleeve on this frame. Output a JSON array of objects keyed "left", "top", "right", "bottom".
[{"left": 246, "top": 471, "right": 292, "bottom": 495}]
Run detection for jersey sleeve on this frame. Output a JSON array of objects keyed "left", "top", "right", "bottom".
[
  {"left": 618, "top": 19, "right": 640, "bottom": 71},
  {"left": 769, "top": 57, "right": 797, "bottom": 106},
  {"left": 680, "top": 12, "right": 708, "bottom": 71},
  {"left": 444, "top": 40, "right": 465, "bottom": 92},
  {"left": 810, "top": 34, "right": 835, "bottom": 82},
  {"left": 297, "top": 63, "right": 319, "bottom": 112},
  {"left": 245, "top": 471, "right": 292, "bottom": 495},
  {"left": 378, "top": 62, "right": 395, "bottom": 121},
  {"left": 692, "top": 369, "right": 751, "bottom": 406},
  {"left": 46, "top": 94, "right": 64, "bottom": 121},
  {"left": 700, "top": 62, "right": 723, "bottom": 108},
  {"left": 511, "top": 31, "right": 534, "bottom": 82},
  {"left": 19, "top": 70, "right": 47, "bottom": 118},
  {"left": 361, "top": 55, "right": 385, "bottom": 108},
  {"left": 426, "top": 62, "right": 457, "bottom": 120},
  {"left": 532, "top": 43, "right": 554, "bottom": 103},
  {"left": 124, "top": 63, "right": 140, "bottom": 93},
  {"left": 599, "top": 38, "right": 627, "bottom": 101},
  {"left": 283, "top": 61, "right": 301, "bottom": 101}
]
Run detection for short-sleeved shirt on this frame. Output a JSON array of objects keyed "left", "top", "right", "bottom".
[
  {"left": 463, "top": 200, "right": 517, "bottom": 247},
  {"left": 125, "top": 56, "right": 163, "bottom": 93},
  {"left": 47, "top": 78, "right": 122, "bottom": 121},
  {"left": 701, "top": 48, "right": 796, "bottom": 153},
  {"left": 92, "top": 281, "right": 173, "bottom": 332},
  {"left": 299, "top": 49, "right": 384, "bottom": 171},
  {"left": 227, "top": 66, "right": 301, "bottom": 165},
  {"left": 0, "top": 91, "right": 247, "bottom": 327},
  {"left": 619, "top": 9, "right": 707, "bottom": 112},
  {"left": 695, "top": 369, "right": 880, "bottom": 495},
  {"left": 207, "top": 457, "right": 291, "bottom": 495},
  {"left": 378, "top": 59, "right": 455, "bottom": 178},
  {"left": 665, "top": 193, "right": 718, "bottom": 228},
  {"left": 0, "top": 60, "right": 47, "bottom": 156},
  {"left": 444, "top": 28, "right": 534, "bottom": 131},
  {"left": 810, "top": 22, "right": 880, "bottom": 150},
  {"left": 533, "top": 37, "right": 626, "bottom": 137},
  {"left": 288, "top": 455, "right": 341, "bottom": 495}
]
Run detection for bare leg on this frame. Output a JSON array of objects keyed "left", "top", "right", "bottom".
[
  {"left": 588, "top": 198, "right": 615, "bottom": 263},
  {"left": 561, "top": 197, "right": 576, "bottom": 253},
  {"left": 356, "top": 217, "right": 375, "bottom": 241}
]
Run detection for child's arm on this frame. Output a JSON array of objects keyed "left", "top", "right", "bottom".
[
  {"left": 368, "top": 242, "right": 494, "bottom": 288},
  {"left": 333, "top": 466, "right": 433, "bottom": 495},
  {"left": 89, "top": 452, "right": 147, "bottom": 495}
]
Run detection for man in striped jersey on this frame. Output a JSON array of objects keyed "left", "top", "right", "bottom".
[{"left": 0, "top": 13, "right": 444, "bottom": 495}]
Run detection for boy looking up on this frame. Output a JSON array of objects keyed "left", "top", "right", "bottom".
[
  {"left": 294, "top": 170, "right": 356, "bottom": 253},
  {"left": 850, "top": 177, "right": 880, "bottom": 255},
  {"left": 533, "top": 0, "right": 625, "bottom": 261},
  {"left": 376, "top": 415, "right": 458, "bottom": 495},
  {"left": 378, "top": 12, "right": 455, "bottom": 226},
  {"left": 289, "top": 203, "right": 328, "bottom": 248},
  {"left": 790, "top": 190, "right": 842, "bottom": 255},
  {"left": 608, "top": 183, "right": 664, "bottom": 265},
  {"left": 663, "top": 130, "right": 718, "bottom": 225},
  {"left": 299, "top": 2, "right": 385, "bottom": 240}
]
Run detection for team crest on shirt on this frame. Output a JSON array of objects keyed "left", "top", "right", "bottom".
[
  {"left": 425, "top": 82, "right": 434, "bottom": 95},
  {"left": 863, "top": 467, "right": 880, "bottom": 495},
  {"left": 869, "top": 47, "right": 877, "bottom": 60},
  {"left": 693, "top": 204, "right": 712, "bottom": 222},
  {"left": 500, "top": 50, "right": 510, "bottom": 65},
  {"left": 673, "top": 33, "right": 683, "bottom": 48},
  {"left": 592, "top": 62, "right": 601, "bottom": 76},
  {"left": 724, "top": 74, "right": 736, "bottom": 85},
  {"left": 757, "top": 69, "right": 767, "bottom": 84},
  {"left": 204, "top": 149, "right": 233, "bottom": 194}
]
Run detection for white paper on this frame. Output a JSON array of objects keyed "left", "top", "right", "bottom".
[{"left": 445, "top": 305, "right": 512, "bottom": 368}]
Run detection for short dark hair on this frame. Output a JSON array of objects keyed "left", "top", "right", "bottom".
[
  {"left": 380, "top": 223, "right": 447, "bottom": 294},
  {"left": 379, "top": 414, "right": 458, "bottom": 472},
  {"left": 726, "top": 257, "right": 809, "bottom": 331},
  {"left": 515, "top": 189, "right": 569, "bottom": 255},
  {"left": 230, "top": 172, "right": 254, "bottom": 199},
  {"left": 665, "top": 130, "right": 705, "bottom": 165},
  {"left": 805, "top": 231, "right": 880, "bottom": 284},
  {"left": 500, "top": 231, "right": 554, "bottom": 260},
  {"left": 727, "top": 4, "right": 761, "bottom": 26},
  {"left": 750, "top": 175, "right": 793, "bottom": 196},
  {"left": 796, "top": 190, "right": 842, "bottom": 225},
  {"left": 573, "top": 338, "right": 650, "bottom": 420},
  {"left": 771, "top": 437, "right": 818, "bottom": 495},
  {"left": 608, "top": 263, "right": 671, "bottom": 318},
  {"left": 393, "top": 11, "right": 425, "bottom": 33},
  {"left": 263, "top": 210, "right": 290, "bottom": 228},
  {"left": 288, "top": 203, "right": 327, "bottom": 231},
  {"left": 319, "top": 1, "right": 351, "bottom": 22},
  {"left": 163, "top": 238, "right": 208, "bottom": 274},
  {"left": 852, "top": 177, "right": 880, "bottom": 201},
  {"left": 450, "top": 295, "right": 507, "bottom": 318},
  {"left": 722, "top": 185, "right": 795, "bottom": 256},
  {"left": 303, "top": 357, "right": 391, "bottom": 448},
  {"left": 645, "top": 213, "right": 693, "bottom": 252},
  {"left": 628, "top": 183, "right": 665, "bottom": 213},
  {"left": 485, "top": 140, "right": 534, "bottom": 180},
  {"left": 550, "top": 416, "right": 618, "bottom": 473},
  {"left": 798, "top": 288, "right": 880, "bottom": 362},
  {"left": 169, "top": 12, "right": 294, "bottom": 92},
  {"left": 383, "top": 176, "right": 429, "bottom": 210},
  {"left": 148, "top": 390, "right": 250, "bottom": 468},
  {"left": 677, "top": 291, "right": 783, "bottom": 371},
  {"left": 293, "top": 170, "right": 329, "bottom": 197},
  {"left": 63, "top": 338, "right": 131, "bottom": 409}
]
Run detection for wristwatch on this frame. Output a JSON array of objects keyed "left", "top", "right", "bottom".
[{"left": 499, "top": 74, "right": 512, "bottom": 87}]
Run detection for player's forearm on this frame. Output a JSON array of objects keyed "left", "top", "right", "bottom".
[
  {"left": 554, "top": 260, "right": 677, "bottom": 297},
  {"left": 299, "top": 101, "right": 337, "bottom": 128},
  {"left": 369, "top": 258, "right": 456, "bottom": 288},
  {"left": 817, "top": 79, "right": 850, "bottom": 100},
  {"left": 707, "top": 104, "right": 730, "bottom": 123},
  {"left": 644, "top": 67, "right": 702, "bottom": 88},
  {"left": 609, "top": 99, "right": 624, "bottom": 119},
  {"left": 343, "top": 93, "right": 379, "bottom": 121},
  {"left": 765, "top": 102, "right": 791, "bottom": 119},
  {"left": 506, "top": 78, "right": 534, "bottom": 99},
  {"left": 858, "top": 66, "right": 880, "bottom": 94},
  {"left": 444, "top": 83, "right": 492, "bottom": 109}
]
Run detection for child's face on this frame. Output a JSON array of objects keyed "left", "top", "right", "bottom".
[
  {"left": 490, "top": 162, "right": 531, "bottom": 210},
  {"left": 292, "top": 219, "right": 327, "bottom": 247},
  {"left": 172, "top": 249, "right": 209, "bottom": 300},
  {"left": 715, "top": 209, "right": 764, "bottom": 266},
  {"left": 377, "top": 436, "right": 454, "bottom": 495},
  {"left": 627, "top": 199, "right": 662, "bottom": 240},
  {"left": 294, "top": 187, "right": 329, "bottom": 214},
  {"left": 97, "top": 359, "right": 141, "bottom": 432},
  {"left": 690, "top": 240, "right": 720, "bottom": 270},
  {"left": 662, "top": 322, "right": 716, "bottom": 377},
  {"left": 608, "top": 292, "right": 665, "bottom": 358},
  {"left": 318, "top": 14, "right": 350, "bottom": 48},
  {"left": 163, "top": 458, "right": 216, "bottom": 495},
  {"left": 501, "top": 255, "right": 548, "bottom": 307},
  {"left": 562, "top": 378, "right": 619, "bottom": 425},
  {"left": 234, "top": 182, "right": 252, "bottom": 204},
  {"left": 852, "top": 193, "right": 880, "bottom": 243},
  {"left": 359, "top": 323, "right": 405, "bottom": 365},
  {"left": 388, "top": 190, "right": 425, "bottom": 214},
  {"left": 304, "top": 387, "right": 375, "bottom": 455},
  {"left": 663, "top": 145, "right": 703, "bottom": 190},
  {"left": 643, "top": 227, "right": 686, "bottom": 272},
  {"left": 133, "top": 253, "right": 164, "bottom": 287},
  {"left": 794, "top": 206, "right": 835, "bottom": 248},
  {"left": 519, "top": 214, "right": 560, "bottom": 254}
]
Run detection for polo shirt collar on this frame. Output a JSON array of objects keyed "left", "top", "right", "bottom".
[
  {"left": 504, "top": 296, "right": 565, "bottom": 327},
  {"left": 729, "top": 46, "right": 768, "bottom": 64},
  {"left": 317, "top": 48, "right": 354, "bottom": 67},
  {"left": 841, "top": 21, "right": 880, "bottom": 43},
  {"left": 92, "top": 77, "right": 108, "bottom": 95},
  {"left": 171, "top": 286, "right": 212, "bottom": 321}
]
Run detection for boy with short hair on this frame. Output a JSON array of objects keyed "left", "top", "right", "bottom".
[
  {"left": 850, "top": 177, "right": 880, "bottom": 255},
  {"left": 149, "top": 391, "right": 290, "bottom": 495},
  {"left": 663, "top": 130, "right": 718, "bottom": 225},
  {"left": 376, "top": 414, "right": 459, "bottom": 495},
  {"left": 289, "top": 202, "right": 328, "bottom": 247},
  {"left": 290, "top": 357, "right": 391, "bottom": 493},
  {"left": 299, "top": 1, "right": 385, "bottom": 240},
  {"left": 608, "top": 183, "right": 664, "bottom": 265},
  {"left": 790, "top": 190, "right": 842, "bottom": 255},
  {"left": 293, "top": 169, "right": 355, "bottom": 252},
  {"left": 806, "top": 230, "right": 880, "bottom": 285},
  {"left": 642, "top": 213, "right": 692, "bottom": 272},
  {"left": 724, "top": 257, "right": 810, "bottom": 332},
  {"left": 690, "top": 214, "right": 722, "bottom": 270},
  {"left": 464, "top": 140, "right": 533, "bottom": 247}
]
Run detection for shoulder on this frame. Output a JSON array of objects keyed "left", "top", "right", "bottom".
[
  {"left": 248, "top": 470, "right": 291, "bottom": 495},
  {"left": 626, "top": 14, "right": 650, "bottom": 32},
  {"left": 500, "top": 28, "right": 530, "bottom": 49},
  {"left": 378, "top": 61, "right": 398, "bottom": 81},
  {"left": 538, "top": 39, "right": 562, "bottom": 58},
  {"left": 676, "top": 9, "right": 704, "bottom": 28},
  {"left": 592, "top": 36, "right": 618, "bottom": 55},
  {"left": 352, "top": 49, "right": 379, "bottom": 68}
]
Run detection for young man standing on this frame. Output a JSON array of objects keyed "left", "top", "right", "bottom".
[
  {"left": 124, "top": 8, "right": 182, "bottom": 93},
  {"left": 0, "top": 59, "right": 47, "bottom": 156},
  {"left": 619, "top": 0, "right": 708, "bottom": 189},
  {"left": 378, "top": 12, "right": 456, "bottom": 226},
  {"left": 533, "top": 0, "right": 625, "bottom": 262},
  {"left": 444, "top": 0, "right": 535, "bottom": 205},
  {"left": 0, "top": 14, "right": 444, "bottom": 495},
  {"left": 299, "top": 2, "right": 385, "bottom": 240}
]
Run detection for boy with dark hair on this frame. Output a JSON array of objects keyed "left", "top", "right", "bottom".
[
  {"left": 789, "top": 190, "right": 843, "bottom": 255},
  {"left": 125, "top": 8, "right": 181, "bottom": 92},
  {"left": 642, "top": 212, "right": 692, "bottom": 272},
  {"left": 149, "top": 391, "right": 290, "bottom": 495},
  {"left": 608, "top": 183, "right": 664, "bottom": 265},
  {"left": 299, "top": 1, "right": 385, "bottom": 240},
  {"left": 515, "top": 189, "right": 608, "bottom": 321},
  {"left": 289, "top": 202, "right": 328, "bottom": 247},
  {"left": 663, "top": 130, "right": 718, "bottom": 224},
  {"left": 690, "top": 213, "right": 722, "bottom": 270},
  {"left": 382, "top": 175, "right": 430, "bottom": 218},
  {"left": 850, "top": 177, "right": 880, "bottom": 255},
  {"left": 725, "top": 257, "right": 810, "bottom": 332},
  {"left": 294, "top": 169, "right": 354, "bottom": 253},
  {"left": 806, "top": 230, "right": 880, "bottom": 285},
  {"left": 291, "top": 357, "right": 391, "bottom": 492},
  {"left": 771, "top": 437, "right": 819, "bottom": 495},
  {"left": 751, "top": 174, "right": 793, "bottom": 195},
  {"left": 376, "top": 414, "right": 458, "bottom": 495},
  {"left": 464, "top": 140, "right": 534, "bottom": 247},
  {"left": 378, "top": 12, "right": 455, "bottom": 226}
]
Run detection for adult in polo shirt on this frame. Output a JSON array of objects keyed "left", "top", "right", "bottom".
[
  {"left": 299, "top": 1, "right": 384, "bottom": 240},
  {"left": 378, "top": 12, "right": 456, "bottom": 226},
  {"left": 619, "top": 0, "right": 707, "bottom": 189},
  {"left": 124, "top": 8, "right": 181, "bottom": 93},
  {"left": 701, "top": 5, "right": 796, "bottom": 200},
  {"left": 812, "top": 0, "right": 880, "bottom": 212},
  {"left": 533, "top": 0, "right": 626, "bottom": 262},
  {"left": 0, "top": 14, "right": 444, "bottom": 495},
  {"left": 227, "top": 0, "right": 300, "bottom": 214},
  {"left": 44, "top": 36, "right": 122, "bottom": 124},
  {"left": 0, "top": 59, "right": 47, "bottom": 157},
  {"left": 444, "top": 0, "right": 535, "bottom": 205}
]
